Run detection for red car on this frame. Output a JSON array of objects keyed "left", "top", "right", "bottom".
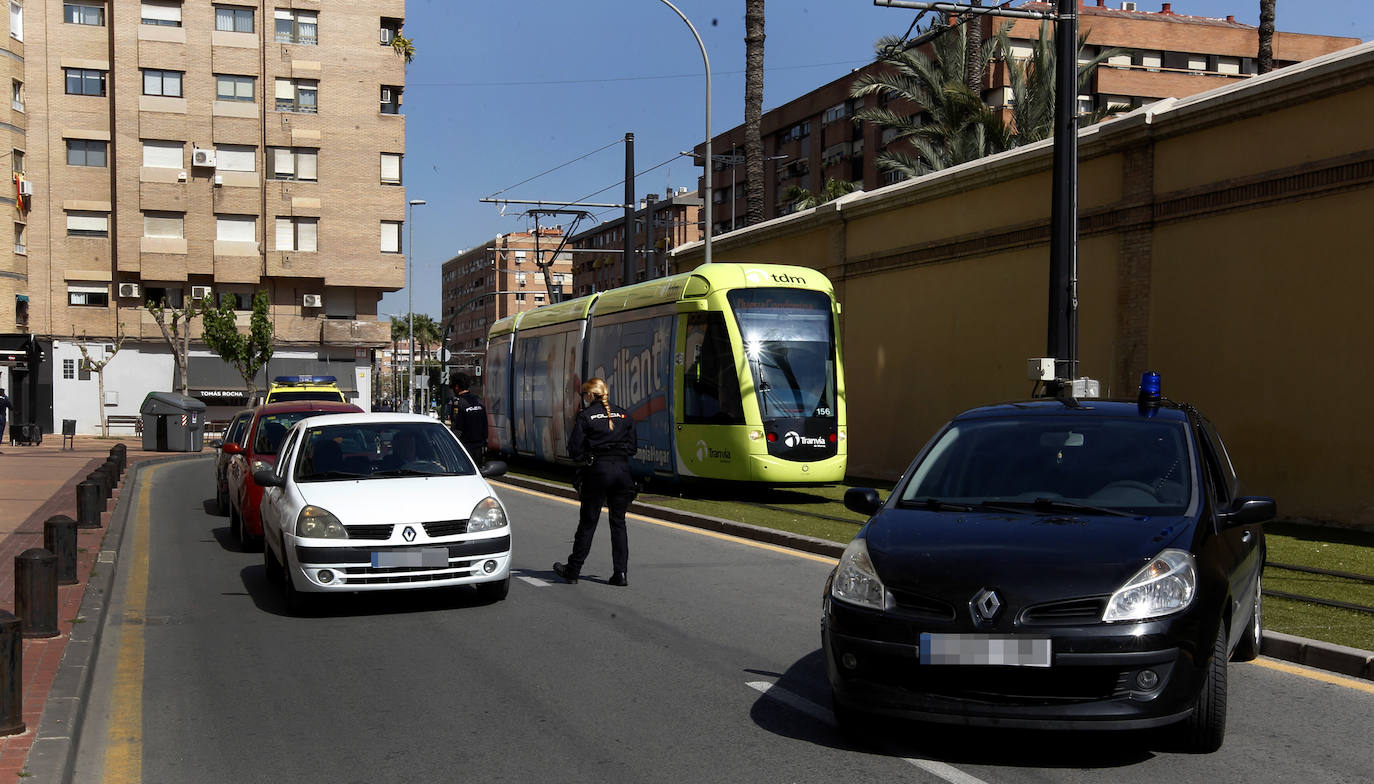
[{"left": 223, "top": 400, "right": 362, "bottom": 550}]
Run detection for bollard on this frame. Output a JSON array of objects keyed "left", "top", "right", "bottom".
[
  {"left": 16, "top": 548, "right": 59, "bottom": 639},
  {"left": 91, "top": 467, "right": 112, "bottom": 499},
  {"left": 43, "top": 515, "right": 79, "bottom": 585},
  {"left": 0, "top": 610, "right": 23, "bottom": 736},
  {"left": 103, "top": 459, "right": 120, "bottom": 492},
  {"left": 76, "top": 481, "right": 103, "bottom": 528}
]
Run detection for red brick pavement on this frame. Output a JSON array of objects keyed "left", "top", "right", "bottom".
[{"left": 0, "top": 436, "right": 155, "bottom": 779}]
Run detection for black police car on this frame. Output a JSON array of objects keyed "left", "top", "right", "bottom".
[{"left": 825, "top": 375, "right": 1274, "bottom": 752}]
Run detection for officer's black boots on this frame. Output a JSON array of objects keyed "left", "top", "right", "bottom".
[{"left": 553, "top": 562, "right": 579, "bottom": 583}]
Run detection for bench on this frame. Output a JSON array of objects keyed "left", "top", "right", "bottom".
[{"left": 106, "top": 415, "right": 143, "bottom": 434}]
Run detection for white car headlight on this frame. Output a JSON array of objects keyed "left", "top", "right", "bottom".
[
  {"left": 296, "top": 506, "right": 347, "bottom": 539},
  {"left": 468, "top": 496, "right": 508, "bottom": 533},
  {"left": 830, "top": 538, "right": 887, "bottom": 611},
  {"left": 1103, "top": 549, "right": 1196, "bottom": 622}
]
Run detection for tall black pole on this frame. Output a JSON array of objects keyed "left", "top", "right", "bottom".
[
  {"left": 1047, "top": 0, "right": 1078, "bottom": 381},
  {"left": 624, "top": 132, "right": 636, "bottom": 286}
]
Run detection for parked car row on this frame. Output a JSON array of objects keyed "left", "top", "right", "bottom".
[{"left": 212, "top": 388, "right": 512, "bottom": 614}]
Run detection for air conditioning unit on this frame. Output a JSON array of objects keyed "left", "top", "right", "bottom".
[
  {"left": 302, "top": 293, "right": 322, "bottom": 308},
  {"left": 117, "top": 283, "right": 141, "bottom": 299},
  {"left": 380, "top": 87, "right": 394, "bottom": 104},
  {"left": 213, "top": 174, "right": 223, "bottom": 186},
  {"left": 1121, "top": 1, "right": 1138, "bottom": 9},
  {"left": 190, "top": 285, "right": 212, "bottom": 300},
  {"left": 191, "top": 148, "right": 217, "bottom": 168},
  {"left": 18, "top": 181, "right": 33, "bottom": 196},
  {"left": 379, "top": 28, "right": 395, "bottom": 44}
]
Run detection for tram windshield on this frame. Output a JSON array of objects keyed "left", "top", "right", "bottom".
[{"left": 727, "top": 288, "right": 836, "bottom": 421}]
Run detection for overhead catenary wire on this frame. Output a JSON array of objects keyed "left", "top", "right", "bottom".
[{"left": 484, "top": 137, "right": 625, "bottom": 199}]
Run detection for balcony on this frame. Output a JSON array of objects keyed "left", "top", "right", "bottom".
[{"left": 322, "top": 318, "right": 390, "bottom": 347}]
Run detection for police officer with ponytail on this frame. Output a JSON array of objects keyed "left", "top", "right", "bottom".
[{"left": 554, "top": 377, "right": 637, "bottom": 587}]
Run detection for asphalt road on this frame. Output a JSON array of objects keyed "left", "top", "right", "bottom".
[{"left": 71, "top": 458, "right": 1373, "bottom": 783}]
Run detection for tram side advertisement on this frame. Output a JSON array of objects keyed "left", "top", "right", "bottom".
[{"left": 587, "top": 315, "right": 674, "bottom": 477}]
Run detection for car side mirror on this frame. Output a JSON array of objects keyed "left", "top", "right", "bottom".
[
  {"left": 1220, "top": 496, "right": 1276, "bottom": 527},
  {"left": 209, "top": 438, "right": 223, "bottom": 449},
  {"left": 254, "top": 469, "right": 285, "bottom": 488},
  {"left": 479, "top": 460, "right": 508, "bottom": 478},
  {"left": 844, "top": 487, "right": 883, "bottom": 517},
  {"left": 222, "top": 442, "right": 242, "bottom": 455}
]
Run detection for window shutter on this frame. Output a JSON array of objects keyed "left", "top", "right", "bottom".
[
  {"left": 141, "top": 1, "right": 181, "bottom": 24},
  {"left": 270, "top": 147, "right": 294, "bottom": 177},
  {"left": 275, "top": 217, "right": 294, "bottom": 251},
  {"left": 143, "top": 212, "right": 184, "bottom": 238},
  {"left": 298, "top": 219, "right": 317, "bottom": 252},
  {"left": 142, "top": 140, "right": 183, "bottom": 168},
  {"left": 275, "top": 78, "right": 294, "bottom": 100},
  {"left": 67, "top": 212, "right": 109, "bottom": 232},
  {"left": 380, "top": 153, "right": 401, "bottom": 183},
  {"left": 216, "top": 215, "right": 256, "bottom": 242},
  {"left": 215, "top": 144, "right": 256, "bottom": 172},
  {"left": 380, "top": 221, "right": 401, "bottom": 253},
  {"left": 297, "top": 150, "right": 318, "bottom": 181}
]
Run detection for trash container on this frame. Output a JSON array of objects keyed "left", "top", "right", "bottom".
[{"left": 139, "top": 392, "right": 208, "bottom": 452}]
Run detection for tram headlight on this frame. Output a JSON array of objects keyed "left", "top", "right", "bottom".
[{"left": 748, "top": 429, "right": 764, "bottom": 441}]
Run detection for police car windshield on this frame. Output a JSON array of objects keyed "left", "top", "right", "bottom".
[
  {"left": 295, "top": 422, "right": 476, "bottom": 481},
  {"left": 727, "top": 288, "right": 836, "bottom": 422},
  {"left": 900, "top": 416, "right": 1193, "bottom": 515}
]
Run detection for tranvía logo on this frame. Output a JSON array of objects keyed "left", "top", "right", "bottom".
[
  {"left": 696, "top": 439, "right": 709, "bottom": 462},
  {"left": 694, "top": 439, "right": 731, "bottom": 461},
  {"left": 783, "top": 431, "right": 827, "bottom": 448}
]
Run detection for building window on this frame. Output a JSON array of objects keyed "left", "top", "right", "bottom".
[
  {"left": 267, "top": 147, "right": 317, "bottom": 181},
  {"left": 14, "top": 296, "right": 26, "bottom": 326},
  {"left": 65, "top": 68, "right": 107, "bottom": 97},
  {"left": 143, "top": 286, "right": 183, "bottom": 308},
  {"left": 380, "top": 85, "right": 401, "bottom": 114},
  {"left": 142, "top": 69, "right": 183, "bottom": 98},
  {"left": 10, "top": 79, "right": 20, "bottom": 111},
  {"left": 66, "top": 139, "right": 107, "bottom": 167},
  {"left": 275, "top": 78, "right": 317, "bottom": 113},
  {"left": 380, "top": 221, "right": 402, "bottom": 253},
  {"left": 9, "top": 2, "right": 22, "bottom": 41},
  {"left": 534, "top": 293, "right": 545, "bottom": 303},
  {"left": 140, "top": 1, "right": 181, "bottom": 27},
  {"left": 13, "top": 222, "right": 24, "bottom": 254},
  {"left": 63, "top": 358, "right": 76, "bottom": 380},
  {"left": 143, "top": 211, "right": 184, "bottom": 239},
  {"left": 274, "top": 8, "right": 317, "bottom": 45},
  {"left": 380, "top": 17, "right": 402, "bottom": 45},
  {"left": 275, "top": 216, "right": 317, "bottom": 252},
  {"left": 218, "top": 291, "right": 250, "bottom": 310},
  {"left": 380, "top": 152, "right": 402, "bottom": 185},
  {"left": 68, "top": 284, "right": 109, "bottom": 306},
  {"left": 515, "top": 293, "right": 526, "bottom": 303},
  {"left": 142, "top": 139, "right": 183, "bottom": 168},
  {"left": 215, "top": 74, "right": 254, "bottom": 102},
  {"left": 216, "top": 214, "right": 256, "bottom": 242},
  {"left": 214, "top": 144, "right": 255, "bottom": 172},
  {"left": 67, "top": 211, "right": 109, "bottom": 238},
  {"left": 64, "top": 2, "right": 104, "bottom": 25},
  {"left": 11, "top": 148, "right": 21, "bottom": 175},
  {"left": 214, "top": 4, "right": 253, "bottom": 33}
]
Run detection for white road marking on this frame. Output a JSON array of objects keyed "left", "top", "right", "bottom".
[
  {"left": 747, "top": 681, "right": 993, "bottom": 784},
  {"left": 515, "top": 575, "right": 549, "bottom": 587}
]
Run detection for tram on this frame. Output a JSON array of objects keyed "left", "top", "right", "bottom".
[{"left": 483, "top": 263, "right": 847, "bottom": 484}]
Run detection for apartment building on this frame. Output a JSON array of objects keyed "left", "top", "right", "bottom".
[
  {"left": 1, "top": 0, "right": 409, "bottom": 431},
  {"left": 569, "top": 187, "right": 702, "bottom": 295},
  {"left": 440, "top": 229, "right": 574, "bottom": 381},
  {"left": 692, "top": 0, "right": 1359, "bottom": 232}
]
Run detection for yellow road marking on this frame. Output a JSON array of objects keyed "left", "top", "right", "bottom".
[
  {"left": 1253, "top": 658, "right": 1374, "bottom": 694},
  {"left": 500, "top": 482, "right": 840, "bottom": 565},
  {"left": 103, "top": 464, "right": 162, "bottom": 783}
]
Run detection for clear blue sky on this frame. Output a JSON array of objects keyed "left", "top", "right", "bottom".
[{"left": 386, "top": 0, "right": 1373, "bottom": 322}]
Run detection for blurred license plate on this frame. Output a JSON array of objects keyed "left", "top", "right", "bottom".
[
  {"left": 372, "top": 549, "right": 448, "bottom": 568},
  {"left": 919, "top": 634, "right": 1051, "bottom": 667}
]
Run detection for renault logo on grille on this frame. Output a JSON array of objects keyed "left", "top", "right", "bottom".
[
  {"left": 971, "top": 588, "right": 1002, "bottom": 623},
  {"left": 402, "top": 526, "right": 417, "bottom": 542}
]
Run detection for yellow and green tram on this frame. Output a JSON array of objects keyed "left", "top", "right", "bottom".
[{"left": 483, "top": 262, "right": 846, "bottom": 484}]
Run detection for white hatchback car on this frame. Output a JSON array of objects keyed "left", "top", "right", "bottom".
[{"left": 254, "top": 413, "right": 512, "bottom": 613}]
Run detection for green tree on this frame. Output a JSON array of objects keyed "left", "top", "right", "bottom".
[
  {"left": 782, "top": 178, "right": 860, "bottom": 212},
  {"left": 390, "top": 32, "right": 416, "bottom": 65},
  {"left": 146, "top": 296, "right": 206, "bottom": 395},
  {"left": 995, "top": 23, "right": 1125, "bottom": 146},
  {"left": 390, "top": 315, "right": 408, "bottom": 406},
  {"left": 743, "top": 0, "right": 767, "bottom": 226},
  {"left": 202, "top": 290, "right": 275, "bottom": 404},
  {"left": 850, "top": 28, "right": 1010, "bottom": 178}
]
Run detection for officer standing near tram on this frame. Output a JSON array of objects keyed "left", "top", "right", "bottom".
[
  {"left": 449, "top": 372, "right": 488, "bottom": 466},
  {"left": 554, "top": 377, "right": 637, "bottom": 587}
]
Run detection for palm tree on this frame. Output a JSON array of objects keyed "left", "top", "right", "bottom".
[
  {"left": 965, "top": 1, "right": 985, "bottom": 93},
  {"left": 782, "top": 178, "right": 860, "bottom": 212},
  {"left": 1258, "top": 0, "right": 1275, "bottom": 74},
  {"left": 851, "top": 27, "right": 1010, "bottom": 178},
  {"left": 995, "top": 23, "right": 1126, "bottom": 146},
  {"left": 744, "top": 0, "right": 766, "bottom": 226},
  {"left": 390, "top": 315, "right": 408, "bottom": 405}
]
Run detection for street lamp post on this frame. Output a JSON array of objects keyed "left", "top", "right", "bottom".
[
  {"left": 656, "top": 0, "right": 711, "bottom": 264},
  {"left": 406, "top": 198, "right": 426, "bottom": 412}
]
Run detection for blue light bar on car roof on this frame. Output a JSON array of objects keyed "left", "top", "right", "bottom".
[
  {"left": 1139, "top": 370, "right": 1162, "bottom": 401},
  {"left": 274, "top": 375, "right": 337, "bottom": 384}
]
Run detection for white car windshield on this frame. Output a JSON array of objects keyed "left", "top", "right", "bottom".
[{"left": 294, "top": 422, "right": 477, "bottom": 481}]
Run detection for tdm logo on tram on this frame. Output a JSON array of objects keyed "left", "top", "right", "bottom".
[{"left": 745, "top": 268, "right": 807, "bottom": 286}]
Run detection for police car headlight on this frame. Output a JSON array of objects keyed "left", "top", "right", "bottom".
[
  {"left": 468, "top": 497, "right": 508, "bottom": 533},
  {"left": 1104, "top": 549, "right": 1196, "bottom": 622},
  {"left": 296, "top": 506, "right": 347, "bottom": 539},
  {"left": 830, "top": 538, "right": 887, "bottom": 611}
]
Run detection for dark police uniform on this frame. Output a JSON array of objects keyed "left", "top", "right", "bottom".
[
  {"left": 561, "top": 401, "right": 638, "bottom": 581},
  {"left": 451, "top": 390, "right": 488, "bottom": 463}
]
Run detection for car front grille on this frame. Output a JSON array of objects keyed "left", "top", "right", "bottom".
[
  {"left": 341, "top": 559, "right": 490, "bottom": 585},
  {"left": 345, "top": 524, "right": 394, "bottom": 540},
  {"left": 422, "top": 519, "right": 469, "bottom": 537},
  {"left": 1020, "top": 597, "right": 1108, "bottom": 625},
  {"left": 862, "top": 655, "right": 1127, "bottom": 703}
]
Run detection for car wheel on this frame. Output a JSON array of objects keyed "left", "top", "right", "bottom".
[
  {"left": 476, "top": 576, "right": 510, "bottom": 602},
  {"left": 216, "top": 484, "right": 228, "bottom": 516},
  {"left": 263, "top": 537, "right": 283, "bottom": 585},
  {"left": 1232, "top": 572, "right": 1263, "bottom": 662},
  {"left": 1180, "top": 625, "right": 1228, "bottom": 753}
]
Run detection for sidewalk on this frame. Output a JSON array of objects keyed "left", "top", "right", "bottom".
[{"left": 0, "top": 434, "right": 153, "bottom": 780}]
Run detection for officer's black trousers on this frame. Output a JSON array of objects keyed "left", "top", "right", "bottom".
[{"left": 568, "top": 458, "right": 636, "bottom": 574}]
